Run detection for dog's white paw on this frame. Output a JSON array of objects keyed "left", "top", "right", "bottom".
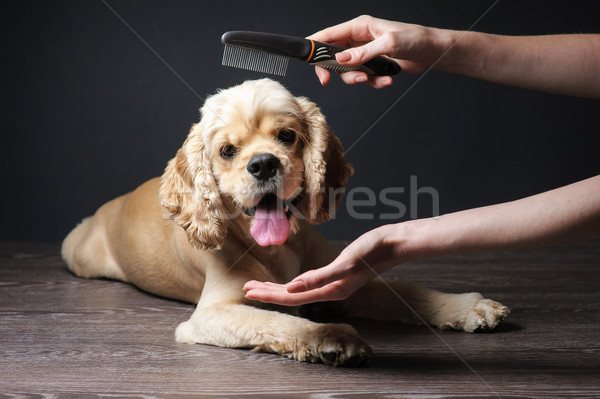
[
  {"left": 462, "top": 298, "right": 510, "bottom": 333},
  {"left": 436, "top": 293, "right": 509, "bottom": 333},
  {"left": 174, "top": 320, "right": 198, "bottom": 344}
]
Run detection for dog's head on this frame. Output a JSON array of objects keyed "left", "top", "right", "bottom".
[{"left": 159, "top": 79, "right": 353, "bottom": 250}]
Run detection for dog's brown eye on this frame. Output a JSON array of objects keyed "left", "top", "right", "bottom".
[
  {"left": 220, "top": 144, "right": 237, "bottom": 159},
  {"left": 277, "top": 129, "right": 296, "bottom": 145}
]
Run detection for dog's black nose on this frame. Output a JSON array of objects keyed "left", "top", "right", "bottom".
[{"left": 247, "top": 153, "right": 281, "bottom": 181}]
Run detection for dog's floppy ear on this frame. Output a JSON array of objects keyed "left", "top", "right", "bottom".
[
  {"left": 159, "top": 123, "right": 227, "bottom": 250},
  {"left": 297, "top": 97, "right": 354, "bottom": 224}
]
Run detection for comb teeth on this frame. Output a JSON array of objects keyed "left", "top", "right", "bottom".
[
  {"left": 317, "top": 64, "right": 353, "bottom": 73},
  {"left": 311, "top": 59, "right": 356, "bottom": 73},
  {"left": 222, "top": 45, "right": 289, "bottom": 76}
]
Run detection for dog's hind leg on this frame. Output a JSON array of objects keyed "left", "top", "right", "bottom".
[
  {"left": 62, "top": 215, "right": 127, "bottom": 282},
  {"left": 340, "top": 279, "right": 509, "bottom": 333}
]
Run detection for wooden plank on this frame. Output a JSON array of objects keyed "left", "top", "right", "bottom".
[{"left": 0, "top": 240, "right": 599, "bottom": 398}]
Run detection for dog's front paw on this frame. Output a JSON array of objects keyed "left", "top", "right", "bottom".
[
  {"left": 462, "top": 298, "right": 510, "bottom": 333},
  {"left": 258, "top": 323, "right": 372, "bottom": 367},
  {"left": 311, "top": 324, "right": 372, "bottom": 367}
]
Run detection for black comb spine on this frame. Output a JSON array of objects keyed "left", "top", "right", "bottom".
[{"left": 221, "top": 31, "right": 313, "bottom": 60}]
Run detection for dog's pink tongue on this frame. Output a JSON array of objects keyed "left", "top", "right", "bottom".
[{"left": 250, "top": 197, "right": 290, "bottom": 246}]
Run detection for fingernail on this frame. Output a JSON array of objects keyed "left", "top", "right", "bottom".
[
  {"left": 355, "top": 75, "right": 368, "bottom": 83},
  {"left": 315, "top": 68, "right": 326, "bottom": 86},
  {"left": 286, "top": 280, "right": 306, "bottom": 293},
  {"left": 336, "top": 51, "right": 351, "bottom": 63}
]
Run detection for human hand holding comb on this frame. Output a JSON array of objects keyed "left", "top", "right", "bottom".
[
  {"left": 307, "top": 15, "right": 447, "bottom": 88},
  {"left": 221, "top": 29, "right": 401, "bottom": 80}
]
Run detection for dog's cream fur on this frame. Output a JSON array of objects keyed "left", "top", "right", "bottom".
[{"left": 62, "top": 79, "right": 508, "bottom": 366}]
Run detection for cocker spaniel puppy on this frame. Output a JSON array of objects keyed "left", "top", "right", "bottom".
[{"left": 62, "top": 79, "right": 508, "bottom": 366}]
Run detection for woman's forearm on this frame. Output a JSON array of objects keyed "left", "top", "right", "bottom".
[
  {"left": 435, "top": 31, "right": 600, "bottom": 98},
  {"left": 397, "top": 175, "right": 600, "bottom": 261}
]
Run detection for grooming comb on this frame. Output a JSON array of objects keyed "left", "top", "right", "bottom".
[{"left": 221, "top": 31, "right": 401, "bottom": 77}]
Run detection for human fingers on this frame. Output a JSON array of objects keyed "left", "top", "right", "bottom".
[
  {"left": 244, "top": 282, "right": 345, "bottom": 306},
  {"left": 243, "top": 281, "right": 303, "bottom": 305},
  {"left": 336, "top": 70, "right": 369, "bottom": 85},
  {"left": 313, "top": 68, "right": 373, "bottom": 86},
  {"left": 244, "top": 282, "right": 295, "bottom": 304},
  {"left": 243, "top": 280, "right": 282, "bottom": 291},
  {"left": 336, "top": 71, "right": 394, "bottom": 88},
  {"left": 314, "top": 66, "right": 331, "bottom": 86},
  {"left": 244, "top": 258, "right": 351, "bottom": 299},
  {"left": 366, "top": 75, "right": 394, "bottom": 89}
]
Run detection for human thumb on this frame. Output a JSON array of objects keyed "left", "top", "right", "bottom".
[
  {"left": 335, "top": 41, "right": 377, "bottom": 65},
  {"left": 286, "top": 261, "right": 347, "bottom": 293},
  {"left": 286, "top": 280, "right": 307, "bottom": 293},
  {"left": 335, "top": 37, "right": 391, "bottom": 65}
]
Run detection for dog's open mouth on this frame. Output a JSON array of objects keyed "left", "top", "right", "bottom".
[{"left": 246, "top": 193, "right": 296, "bottom": 247}]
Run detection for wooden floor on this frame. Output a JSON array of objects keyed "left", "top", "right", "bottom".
[{"left": 1, "top": 240, "right": 599, "bottom": 398}]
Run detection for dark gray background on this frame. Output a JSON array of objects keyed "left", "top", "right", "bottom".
[{"left": 3, "top": 1, "right": 599, "bottom": 241}]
